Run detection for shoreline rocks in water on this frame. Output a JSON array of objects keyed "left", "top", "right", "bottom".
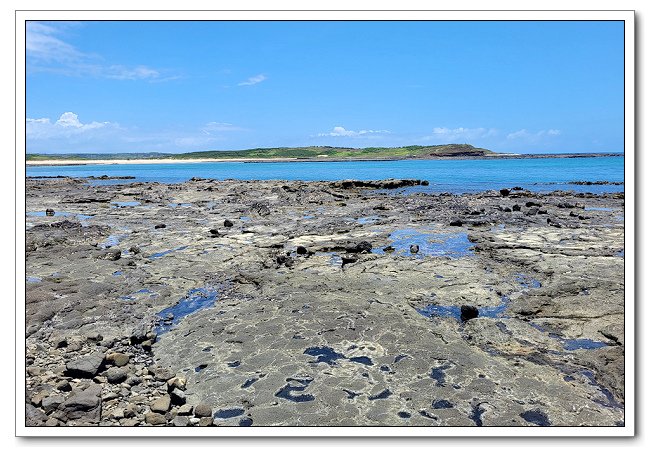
[{"left": 24, "top": 177, "right": 625, "bottom": 427}]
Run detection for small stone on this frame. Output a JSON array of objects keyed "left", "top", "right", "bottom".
[
  {"left": 499, "top": 188, "right": 510, "bottom": 196},
  {"left": 45, "top": 417, "right": 60, "bottom": 427},
  {"left": 26, "top": 366, "right": 43, "bottom": 377},
  {"left": 170, "top": 388, "right": 186, "bottom": 406},
  {"left": 223, "top": 219, "right": 234, "bottom": 227},
  {"left": 450, "top": 220, "right": 463, "bottom": 227},
  {"left": 145, "top": 412, "right": 167, "bottom": 425},
  {"left": 110, "top": 408, "right": 125, "bottom": 420},
  {"left": 141, "top": 340, "right": 153, "bottom": 351},
  {"left": 60, "top": 384, "right": 102, "bottom": 422},
  {"left": 56, "top": 380, "right": 72, "bottom": 392},
  {"left": 194, "top": 403, "right": 212, "bottom": 418},
  {"left": 409, "top": 244, "right": 419, "bottom": 254},
  {"left": 296, "top": 246, "right": 308, "bottom": 255},
  {"left": 123, "top": 404, "right": 138, "bottom": 418},
  {"left": 45, "top": 208, "right": 55, "bottom": 216},
  {"left": 198, "top": 417, "right": 213, "bottom": 427},
  {"left": 167, "top": 376, "right": 187, "bottom": 391},
  {"left": 50, "top": 334, "right": 68, "bottom": 349},
  {"left": 512, "top": 204, "right": 521, "bottom": 211},
  {"left": 102, "top": 249, "right": 121, "bottom": 261},
  {"left": 26, "top": 404, "right": 48, "bottom": 426},
  {"left": 150, "top": 395, "right": 171, "bottom": 413},
  {"left": 177, "top": 404, "right": 193, "bottom": 416},
  {"left": 105, "top": 367, "right": 128, "bottom": 384},
  {"left": 460, "top": 305, "right": 479, "bottom": 322},
  {"left": 106, "top": 352, "right": 130, "bottom": 367},
  {"left": 189, "top": 417, "right": 200, "bottom": 425},
  {"left": 173, "top": 415, "right": 190, "bottom": 427},
  {"left": 150, "top": 366, "right": 174, "bottom": 382},
  {"left": 526, "top": 208, "right": 538, "bottom": 216},
  {"left": 154, "top": 223, "right": 167, "bottom": 229},
  {"left": 129, "top": 245, "right": 141, "bottom": 254}
]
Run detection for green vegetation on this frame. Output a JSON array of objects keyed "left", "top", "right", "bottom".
[{"left": 26, "top": 144, "right": 496, "bottom": 161}]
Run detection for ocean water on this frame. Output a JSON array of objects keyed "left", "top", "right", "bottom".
[{"left": 26, "top": 155, "right": 624, "bottom": 194}]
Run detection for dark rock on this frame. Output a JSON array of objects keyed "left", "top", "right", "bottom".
[
  {"left": 421, "top": 180, "right": 430, "bottom": 186},
  {"left": 296, "top": 246, "right": 308, "bottom": 255},
  {"left": 341, "top": 256, "right": 358, "bottom": 266},
  {"left": 105, "top": 367, "right": 128, "bottom": 384},
  {"left": 209, "top": 228, "right": 221, "bottom": 237},
  {"left": 194, "top": 403, "right": 213, "bottom": 418},
  {"left": 45, "top": 208, "right": 55, "bottom": 216},
  {"left": 170, "top": 388, "right": 187, "bottom": 406},
  {"left": 569, "top": 211, "right": 579, "bottom": 217},
  {"left": 251, "top": 202, "right": 271, "bottom": 216},
  {"left": 102, "top": 249, "right": 121, "bottom": 261},
  {"left": 223, "top": 219, "right": 234, "bottom": 227},
  {"left": 499, "top": 189, "right": 510, "bottom": 196},
  {"left": 56, "top": 380, "right": 72, "bottom": 392},
  {"left": 154, "top": 223, "right": 166, "bottom": 229},
  {"left": 59, "top": 384, "right": 102, "bottom": 422},
  {"left": 512, "top": 204, "right": 521, "bottom": 211},
  {"left": 129, "top": 245, "right": 141, "bottom": 254},
  {"left": 525, "top": 201, "right": 541, "bottom": 207},
  {"left": 460, "top": 305, "right": 479, "bottom": 322},
  {"left": 42, "top": 395, "right": 65, "bottom": 414},
  {"left": 347, "top": 241, "right": 372, "bottom": 253},
  {"left": 547, "top": 218, "right": 562, "bottom": 228},
  {"left": 276, "top": 255, "right": 294, "bottom": 267},
  {"left": 332, "top": 179, "right": 425, "bottom": 190},
  {"left": 499, "top": 205, "right": 512, "bottom": 212},
  {"left": 382, "top": 246, "right": 395, "bottom": 252},
  {"left": 525, "top": 208, "right": 538, "bottom": 216},
  {"left": 410, "top": 244, "right": 420, "bottom": 254},
  {"left": 26, "top": 403, "right": 48, "bottom": 426},
  {"left": 65, "top": 353, "right": 105, "bottom": 378},
  {"left": 450, "top": 220, "right": 463, "bottom": 227}
]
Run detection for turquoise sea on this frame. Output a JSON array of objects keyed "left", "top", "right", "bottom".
[{"left": 26, "top": 155, "right": 624, "bottom": 194}]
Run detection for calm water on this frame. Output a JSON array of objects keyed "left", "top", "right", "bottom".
[{"left": 26, "top": 155, "right": 624, "bottom": 194}]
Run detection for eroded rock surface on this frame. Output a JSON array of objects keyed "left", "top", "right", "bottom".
[{"left": 25, "top": 177, "right": 625, "bottom": 427}]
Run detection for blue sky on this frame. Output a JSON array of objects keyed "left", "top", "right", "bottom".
[{"left": 26, "top": 21, "right": 624, "bottom": 154}]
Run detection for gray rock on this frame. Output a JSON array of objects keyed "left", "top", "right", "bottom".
[
  {"left": 123, "top": 403, "right": 138, "bottom": 418},
  {"left": 170, "top": 388, "right": 186, "bottom": 406},
  {"left": 102, "top": 249, "right": 121, "bottom": 261},
  {"left": 56, "top": 380, "right": 72, "bottom": 392},
  {"left": 409, "top": 244, "right": 419, "bottom": 254},
  {"left": 26, "top": 403, "right": 48, "bottom": 426},
  {"left": 172, "top": 415, "right": 190, "bottom": 427},
  {"left": 177, "top": 404, "right": 193, "bottom": 416},
  {"left": 42, "top": 394, "right": 65, "bottom": 413},
  {"left": 194, "top": 403, "right": 212, "bottom": 418},
  {"left": 198, "top": 417, "right": 213, "bottom": 427},
  {"left": 105, "top": 366, "right": 128, "bottom": 384},
  {"left": 65, "top": 352, "right": 105, "bottom": 378},
  {"left": 150, "top": 395, "right": 171, "bottom": 413},
  {"left": 145, "top": 412, "right": 167, "bottom": 425},
  {"left": 59, "top": 384, "right": 102, "bottom": 422}
]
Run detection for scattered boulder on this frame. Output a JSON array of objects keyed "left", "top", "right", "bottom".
[
  {"left": 450, "top": 220, "right": 463, "bottom": 227},
  {"left": 129, "top": 245, "right": 141, "bottom": 254},
  {"left": 102, "top": 249, "right": 121, "bottom": 261},
  {"left": 460, "top": 305, "right": 479, "bottom": 322},
  {"left": 525, "top": 208, "right": 538, "bottom": 216},
  {"left": 106, "top": 352, "right": 130, "bottom": 367},
  {"left": 347, "top": 241, "right": 372, "bottom": 253},
  {"left": 172, "top": 415, "right": 190, "bottom": 427},
  {"left": 26, "top": 404, "right": 48, "bottom": 426},
  {"left": 170, "top": 388, "right": 187, "bottom": 406},
  {"left": 512, "top": 204, "right": 521, "bottom": 212},
  {"left": 223, "top": 219, "right": 234, "bottom": 227},
  {"left": 145, "top": 412, "right": 167, "bottom": 425},
  {"left": 42, "top": 394, "right": 65, "bottom": 414},
  {"left": 45, "top": 208, "right": 55, "bottom": 216},
  {"left": 194, "top": 403, "right": 213, "bottom": 418},
  {"left": 105, "top": 367, "right": 128, "bottom": 384},
  {"left": 154, "top": 223, "right": 166, "bottom": 229},
  {"left": 65, "top": 352, "right": 105, "bottom": 378},
  {"left": 59, "top": 384, "right": 102, "bottom": 422},
  {"left": 209, "top": 228, "right": 221, "bottom": 237},
  {"left": 410, "top": 245, "right": 420, "bottom": 254},
  {"left": 178, "top": 404, "right": 194, "bottom": 416},
  {"left": 150, "top": 395, "right": 171, "bottom": 413},
  {"left": 296, "top": 246, "right": 308, "bottom": 255},
  {"left": 499, "top": 189, "right": 510, "bottom": 197}
]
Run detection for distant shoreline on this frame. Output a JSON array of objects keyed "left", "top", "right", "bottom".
[{"left": 25, "top": 152, "right": 623, "bottom": 167}]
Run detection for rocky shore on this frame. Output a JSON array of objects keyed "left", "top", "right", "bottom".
[{"left": 24, "top": 177, "right": 625, "bottom": 427}]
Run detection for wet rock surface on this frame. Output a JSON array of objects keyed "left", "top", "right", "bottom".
[{"left": 25, "top": 178, "right": 625, "bottom": 427}]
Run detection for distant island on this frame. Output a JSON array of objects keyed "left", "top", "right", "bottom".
[{"left": 25, "top": 144, "right": 622, "bottom": 165}]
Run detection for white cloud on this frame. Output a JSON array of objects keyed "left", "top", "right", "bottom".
[
  {"left": 237, "top": 74, "right": 267, "bottom": 86},
  {"left": 317, "top": 126, "right": 390, "bottom": 137},
  {"left": 26, "top": 22, "right": 172, "bottom": 81},
  {"left": 27, "top": 112, "right": 117, "bottom": 139},
  {"left": 427, "top": 127, "right": 498, "bottom": 142},
  {"left": 506, "top": 129, "right": 561, "bottom": 141},
  {"left": 202, "top": 122, "right": 243, "bottom": 133}
]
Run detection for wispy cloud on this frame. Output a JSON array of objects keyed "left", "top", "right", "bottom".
[
  {"left": 425, "top": 127, "right": 499, "bottom": 143},
  {"left": 506, "top": 129, "right": 561, "bottom": 141},
  {"left": 201, "top": 122, "right": 244, "bottom": 133},
  {"left": 317, "top": 126, "right": 390, "bottom": 137},
  {"left": 26, "top": 22, "right": 174, "bottom": 82},
  {"left": 237, "top": 74, "right": 267, "bottom": 86}
]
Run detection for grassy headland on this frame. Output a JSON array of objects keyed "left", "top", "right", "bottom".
[{"left": 26, "top": 144, "right": 496, "bottom": 162}]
